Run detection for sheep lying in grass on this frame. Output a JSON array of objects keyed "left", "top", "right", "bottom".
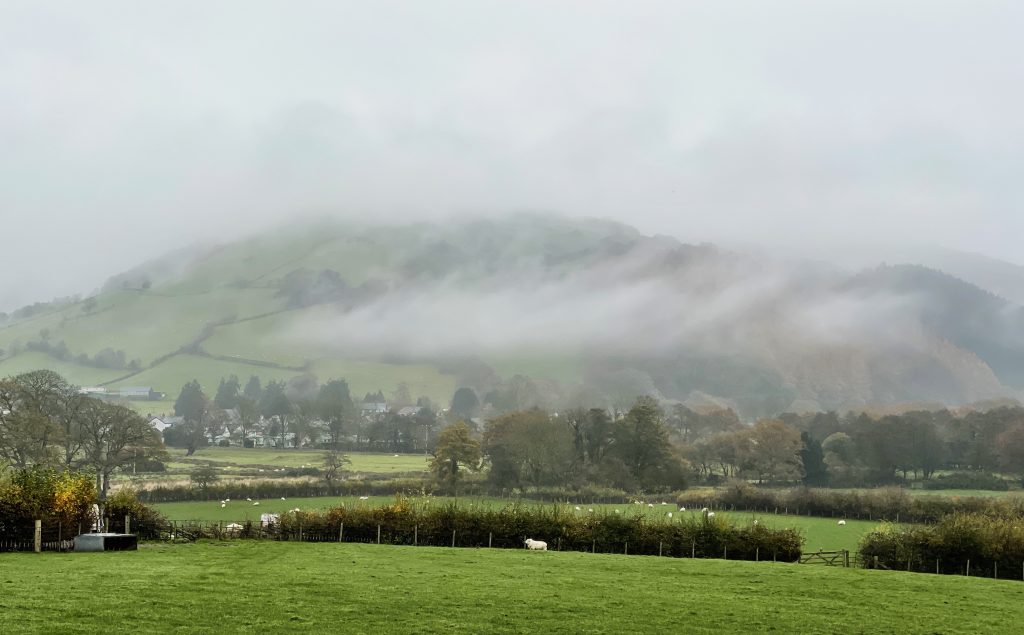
[
  {"left": 838, "top": 520, "right": 847, "bottom": 526},
  {"left": 524, "top": 538, "right": 548, "bottom": 551}
]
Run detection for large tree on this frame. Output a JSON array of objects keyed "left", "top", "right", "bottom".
[
  {"left": 317, "top": 379, "right": 355, "bottom": 448},
  {"left": 611, "top": 397, "right": 686, "bottom": 491},
  {"left": 78, "top": 400, "right": 162, "bottom": 499},
  {"left": 483, "top": 410, "right": 573, "bottom": 489},
  {"left": 431, "top": 421, "right": 482, "bottom": 490}
]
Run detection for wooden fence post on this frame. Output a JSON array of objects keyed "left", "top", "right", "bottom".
[
  {"left": 995, "top": 561, "right": 998, "bottom": 579},
  {"left": 125, "top": 515, "right": 131, "bottom": 535},
  {"left": 339, "top": 523, "right": 344, "bottom": 542},
  {"left": 966, "top": 559, "right": 971, "bottom": 576},
  {"left": 34, "top": 520, "right": 41, "bottom": 553},
  {"left": 755, "top": 547, "right": 759, "bottom": 562},
  {"left": 624, "top": 541, "right": 628, "bottom": 555},
  {"left": 488, "top": 532, "right": 492, "bottom": 548},
  {"left": 377, "top": 525, "right": 381, "bottom": 544},
  {"left": 691, "top": 541, "right": 695, "bottom": 559},
  {"left": 451, "top": 529, "right": 456, "bottom": 548},
  {"left": 659, "top": 542, "right": 663, "bottom": 557}
]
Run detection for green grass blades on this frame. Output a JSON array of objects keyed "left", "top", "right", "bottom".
[{"left": 2, "top": 542, "right": 1022, "bottom": 634}]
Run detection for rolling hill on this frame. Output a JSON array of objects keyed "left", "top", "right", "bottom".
[{"left": 0, "top": 215, "right": 1021, "bottom": 418}]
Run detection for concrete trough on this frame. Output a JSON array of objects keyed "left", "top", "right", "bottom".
[{"left": 73, "top": 533, "right": 138, "bottom": 552}]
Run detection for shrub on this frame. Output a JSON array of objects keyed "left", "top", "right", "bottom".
[
  {"left": 859, "top": 513, "right": 1024, "bottom": 578},
  {"left": 921, "top": 472, "right": 1010, "bottom": 491},
  {"left": 0, "top": 468, "right": 95, "bottom": 543},
  {"left": 103, "top": 487, "right": 168, "bottom": 539}
]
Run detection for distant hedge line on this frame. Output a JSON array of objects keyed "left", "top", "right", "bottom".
[
  {"left": 860, "top": 514, "right": 1024, "bottom": 579},
  {"left": 676, "top": 482, "right": 1024, "bottom": 524},
  {"left": 146, "top": 499, "right": 803, "bottom": 562}
]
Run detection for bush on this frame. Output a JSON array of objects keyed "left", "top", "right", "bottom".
[
  {"left": 859, "top": 513, "right": 1024, "bottom": 577},
  {"left": 921, "top": 472, "right": 1010, "bottom": 491},
  {"left": 0, "top": 468, "right": 95, "bottom": 543},
  {"left": 103, "top": 487, "right": 168, "bottom": 539}
]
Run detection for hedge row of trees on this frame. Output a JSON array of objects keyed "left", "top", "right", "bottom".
[
  {"left": 0, "top": 467, "right": 96, "bottom": 539},
  {"left": 860, "top": 514, "right": 1024, "bottom": 578},
  {"left": 0, "top": 371, "right": 163, "bottom": 497},
  {"left": 267, "top": 498, "right": 803, "bottom": 561},
  {"left": 166, "top": 374, "right": 439, "bottom": 454}
]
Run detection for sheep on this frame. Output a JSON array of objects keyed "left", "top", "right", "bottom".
[
  {"left": 647, "top": 503, "right": 654, "bottom": 508},
  {"left": 220, "top": 503, "right": 226, "bottom": 508},
  {"left": 253, "top": 501, "right": 260, "bottom": 506},
  {"left": 661, "top": 502, "right": 667, "bottom": 506},
  {"left": 359, "top": 496, "right": 369, "bottom": 500},
  {"left": 667, "top": 512, "right": 673, "bottom": 518},
  {"left": 753, "top": 519, "right": 759, "bottom": 526},
  {"left": 838, "top": 520, "right": 847, "bottom": 526},
  {"left": 707, "top": 512, "right": 716, "bottom": 518},
  {"left": 679, "top": 506, "right": 686, "bottom": 512},
  {"left": 225, "top": 499, "right": 230, "bottom": 502},
  {"left": 701, "top": 507, "right": 709, "bottom": 513},
  {"left": 588, "top": 508, "right": 594, "bottom": 513},
  {"left": 281, "top": 497, "right": 286, "bottom": 501},
  {"left": 246, "top": 497, "right": 252, "bottom": 502},
  {"left": 575, "top": 506, "right": 581, "bottom": 511},
  {"left": 524, "top": 538, "right": 548, "bottom": 551}
]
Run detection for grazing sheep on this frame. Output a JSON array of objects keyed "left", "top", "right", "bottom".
[
  {"left": 588, "top": 508, "right": 594, "bottom": 513},
  {"left": 359, "top": 496, "right": 369, "bottom": 500},
  {"left": 225, "top": 523, "right": 243, "bottom": 535},
  {"left": 614, "top": 509, "right": 620, "bottom": 514},
  {"left": 575, "top": 506, "right": 581, "bottom": 511},
  {"left": 661, "top": 502, "right": 667, "bottom": 506},
  {"left": 220, "top": 503, "right": 226, "bottom": 508},
  {"left": 679, "top": 507, "right": 686, "bottom": 512},
  {"left": 524, "top": 538, "right": 548, "bottom": 551},
  {"left": 647, "top": 504, "right": 654, "bottom": 508},
  {"left": 393, "top": 454, "right": 399, "bottom": 457},
  {"left": 253, "top": 501, "right": 260, "bottom": 506},
  {"left": 701, "top": 507, "right": 709, "bottom": 513},
  {"left": 838, "top": 520, "right": 847, "bottom": 526},
  {"left": 246, "top": 498, "right": 252, "bottom": 501},
  {"left": 707, "top": 512, "right": 716, "bottom": 518},
  {"left": 225, "top": 499, "right": 230, "bottom": 502},
  {"left": 281, "top": 497, "right": 286, "bottom": 501},
  {"left": 667, "top": 512, "right": 673, "bottom": 518}
]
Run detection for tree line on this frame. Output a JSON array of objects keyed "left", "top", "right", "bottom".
[
  {"left": 0, "top": 371, "right": 162, "bottom": 498},
  {"left": 166, "top": 374, "right": 439, "bottom": 454}
]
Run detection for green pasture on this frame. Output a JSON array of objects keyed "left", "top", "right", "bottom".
[
  {"left": 153, "top": 497, "right": 875, "bottom": 552},
  {"left": 3, "top": 541, "right": 1021, "bottom": 634},
  {"left": 167, "top": 447, "right": 430, "bottom": 473}
]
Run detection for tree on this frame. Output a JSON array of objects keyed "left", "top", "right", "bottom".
[
  {"left": 799, "top": 431, "right": 828, "bottom": 486},
  {"left": 431, "top": 421, "right": 482, "bottom": 490},
  {"left": 742, "top": 419, "right": 803, "bottom": 483},
  {"left": 450, "top": 387, "right": 479, "bottom": 421},
  {"left": 483, "top": 410, "right": 573, "bottom": 489},
  {"left": 317, "top": 379, "right": 355, "bottom": 448},
  {"left": 190, "top": 465, "right": 219, "bottom": 491},
  {"left": 174, "top": 380, "right": 206, "bottom": 423},
  {"left": 0, "top": 374, "right": 63, "bottom": 468},
  {"left": 822, "top": 432, "right": 855, "bottom": 482},
  {"left": 235, "top": 397, "right": 261, "bottom": 448},
  {"left": 214, "top": 375, "right": 240, "bottom": 410},
  {"left": 243, "top": 375, "right": 263, "bottom": 402},
  {"left": 563, "top": 407, "right": 615, "bottom": 475},
  {"left": 322, "top": 450, "right": 351, "bottom": 486},
  {"left": 260, "top": 380, "right": 292, "bottom": 448},
  {"left": 78, "top": 400, "right": 162, "bottom": 499},
  {"left": 610, "top": 397, "right": 686, "bottom": 491}
]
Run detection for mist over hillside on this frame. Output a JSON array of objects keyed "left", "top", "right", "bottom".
[{"left": 0, "top": 215, "right": 1020, "bottom": 418}]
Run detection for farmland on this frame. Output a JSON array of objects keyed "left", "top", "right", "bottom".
[{"left": 2, "top": 541, "right": 1021, "bottom": 634}]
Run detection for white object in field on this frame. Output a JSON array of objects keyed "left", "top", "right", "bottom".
[
  {"left": 524, "top": 538, "right": 548, "bottom": 551},
  {"left": 838, "top": 520, "right": 847, "bottom": 526}
]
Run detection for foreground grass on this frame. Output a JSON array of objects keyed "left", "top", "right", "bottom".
[
  {"left": 154, "top": 497, "right": 876, "bottom": 552},
  {"left": 2, "top": 541, "right": 1020, "bottom": 634}
]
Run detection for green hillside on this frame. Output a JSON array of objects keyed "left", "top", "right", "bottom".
[{"left": 1, "top": 215, "right": 1021, "bottom": 416}]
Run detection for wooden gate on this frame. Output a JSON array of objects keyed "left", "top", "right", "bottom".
[{"left": 800, "top": 549, "right": 850, "bottom": 567}]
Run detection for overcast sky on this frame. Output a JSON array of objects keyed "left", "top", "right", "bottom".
[{"left": 1, "top": 1, "right": 1022, "bottom": 311}]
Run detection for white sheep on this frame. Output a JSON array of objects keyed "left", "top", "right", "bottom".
[
  {"left": 246, "top": 497, "right": 252, "bottom": 501},
  {"left": 281, "top": 497, "right": 286, "bottom": 501},
  {"left": 753, "top": 519, "right": 759, "bottom": 526},
  {"left": 661, "top": 502, "right": 667, "bottom": 506},
  {"left": 220, "top": 503, "right": 226, "bottom": 508},
  {"left": 225, "top": 499, "right": 230, "bottom": 502},
  {"left": 524, "top": 538, "right": 548, "bottom": 551},
  {"left": 679, "top": 507, "right": 686, "bottom": 512},
  {"left": 707, "top": 512, "right": 716, "bottom": 518},
  {"left": 359, "top": 496, "right": 369, "bottom": 501},
  {"left": 647, "top": 503, "right": 654, "bottom": 508},
  {"left": 575, "top": 506, "right": 581, "bottom": 511},
  {"left": 838, "top": 520, "right": 847, "bottom": 526},
  {"left": 253, "top": 501, "right": 260, "bottom": 506},
  {"left": 701, "top": 507, "right": 709, "bottom": 513},
  {"left": 667, "top": 512, "right": 673, "bottom": 518},
  {"left": 588, "top": 508, "right": 594, "bottom": 513}
]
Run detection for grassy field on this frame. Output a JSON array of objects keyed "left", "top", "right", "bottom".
[
  {"left": 153, "top": 497, "right": 876, "bottom": 552},
  {"left": 2, "top": 541, "right": 1021, "bottom": 634},
  {"left": 166, "top": 447, "right": 430, "bottom": 472}
]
